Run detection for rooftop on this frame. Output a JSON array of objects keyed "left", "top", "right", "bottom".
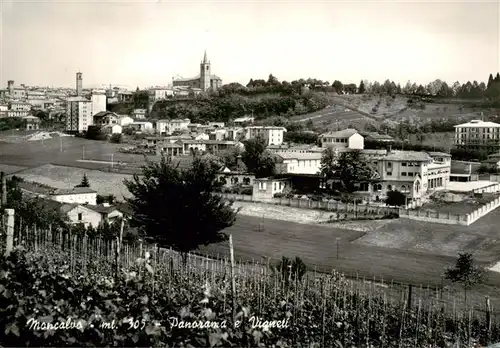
[
  {"left": 53, "top": 187, "right": 97, "bottom": 195},
  {"left": 429, "top": 152, "right": 452, "bottom": 157},
  {"left": 455, "top": 120, "right": 500, "bottom": 128},
  {"left": 320, "top": 129, "right": 359, "bottom": 138},
  {"left": 86, "top": 204, "right": 121, "bottom": 214},
  {"left": 277, "top": 152, "right": 323, "bottom": 160},
  {"left": 383, "top": 150, "right": 432, "bottom": 162}
]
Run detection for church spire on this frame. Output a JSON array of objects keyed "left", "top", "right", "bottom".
[{"left": 203, "top": 50, "right": 208, "bottom": 64}]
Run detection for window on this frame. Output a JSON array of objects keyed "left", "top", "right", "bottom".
[
  {"left": 402, "top": 162, "right": 407, "bottom": 166},
  {"left": 401, "top": 172, "right": 407, "bottom": 176},
  {"left": 408, "top": 172, "right": 414, "bottom": 176},
  {"left": 78, "top": 213, "right": 82, "bottom": 221},
  {"left": 388, "top": 185, "right": 392, "bottom": 191},
  {"left": 387, "top": 172, "right": 392, "bottom": 176},
  {"left": 387, "top": 162, "right": 392, "bottom": 168}
]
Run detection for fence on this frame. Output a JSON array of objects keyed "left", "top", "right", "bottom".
[
  {"left": 472, "top": 182, "right": 500, "bottom": 194},
  {"left": 221, "top": 193, "right": 399, "bottom": 217},
  {"left": 221, "top": 193, "right": 500, "bottom": 226}
]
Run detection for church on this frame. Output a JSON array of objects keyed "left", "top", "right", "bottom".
[{"left": 172, "top": 51, "right": 222, "bottom": 92}]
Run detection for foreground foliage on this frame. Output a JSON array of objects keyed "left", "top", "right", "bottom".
[{"left": 1, "top": 242, "right": 499, "bottom": 347}]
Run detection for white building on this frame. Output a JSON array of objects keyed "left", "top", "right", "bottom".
[
  {"left": 91, "top": 93, "right": 107, "bottom": 116},
  {"left": 276, "top": 152, "right": 322, "bottom": 174},
  {"left": 117, "top": 115, "right": 134, "bottom": 127},
  {"left": 148, "top": 88, "right": 174, "bottom": 102},
  {"left": 66, "top": 97, "right": 93, "bottom": 132},
  {"left": 51, "top": 187, "right": 97, "bottom": 205},
  {"left": 208, "top": 121, "right": 225, "bottom": 128},
  {"left": 234, "top": 116, "right": 254, "bottom": 125},
  {"left": 244, "top": 126, "right": 286, "bottom": 145},
  {"left": 319, "top": 129, "right": 364, "bottom": 149},
  {"left": 102, "top": 124, "right": 122, "bottom": 134},
  {"left": 454, "top": 119, "right": 500, "bottom": 151},
  {"left": 128, "top": 121, "right": 153, "bottom": 132},
  {"left": 156, "top": 118, "right": 191, "bottom": 135}
]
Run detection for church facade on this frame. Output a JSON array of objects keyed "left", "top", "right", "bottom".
[{"left": 172, "top": 51, "right": 222, "bottom": 92}]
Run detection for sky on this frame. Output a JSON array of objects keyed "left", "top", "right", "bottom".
[{"left": 1, "top": 0, "right": 499, "bottom": 89}]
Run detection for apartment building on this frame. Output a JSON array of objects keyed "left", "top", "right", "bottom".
[
  {"left": 148, "top": 88, "right": 174, "bottom": 102},
  {"left": 454, "top": 120, "right": 500, "bottom": 151},
  {"left": 319, "top": 129, "right": 364, "bottom": 149},
  {"left": 93, "top": 111, "right": 119, "bottom": 126},
  {"left": 66, "top": 97, "right": 93, "bottom": 132},
  {"left": 177, "top": 139, "right": 243, "bottom": 155},
  {"left": 244, "top": 126, "right": 286, "bottom": 145}
]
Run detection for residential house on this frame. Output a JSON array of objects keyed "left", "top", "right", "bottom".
[
  {"left": 244, "top": 126, "right": 287, "bottom": 145},
  {"left": 148, "top": 88, "right": 173, "bottom": 102},
  {"left": 127, "top": 121, "right": 153, "bottom": 133},
  {"left": 187, "top": 123, "right": 203, "bottom": 132},
  {"left": 18, "top": 182, "right": 97, "bottom": 205},
  {"left": 275, "top": 152, "right": 323, "bottom": 175},
  {"left": 319, "top": 129, "right": 364, "bottom": 149},
  {"left": 209, "top": 129, "right": 227, "bottom": 140},
  {"left": 50, "top": 187, "right": 98, "bottom": 205},
  {"left": 23, "top": 115, "right": 40, "bottom": 130},
  {"left": 178, "top": 139, "right": 244, "bottom": 155},
  {"left": 102, "top": 124, "right": 122, "bottom": 134},
  {"left": 156, "top": 118, "right": 191, "bottom": 135},
  {"left": 225, "top": 127, "right": 244, "bottom": 141},
  {"left": 93, "top": 111, "right": 119, "bottom": 126},
  {"left": 132, "top": 108, "right": 147, "bottom": 119},
  {"left": 42, "top": 199, "right": 102, "bottom": 228},
  {"left": 86, "top": 203, "right": 124, "bottom": 223},
  {"left": 454, "top": 119, "right": 500, "bottom": 152},
  {"left": 252, "top": 178, "right": 289, "bottom": 202},
  {"left": 8, "top": 101, "right": 31, "bottom": 118},
  {"left": 194, "top": 133, "right": 209, "bottom": 140},
  {"left": 117, "top": 115, "right": 134, "bottom": 127}
]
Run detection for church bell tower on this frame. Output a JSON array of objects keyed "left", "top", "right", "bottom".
[{"left": 200, "top": 50, "right": 211, "bottom": 92}]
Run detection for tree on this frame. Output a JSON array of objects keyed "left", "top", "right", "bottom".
[
  {"left": 241, "top": 137, "right": 276, "bottom": 178},
  {"left": 358, "top": 80, "right": 366, "bottom": 94},
  {"left": 487, "top": 74, "right": 494, "bottom": 89},
  {"left": 75, "top": 174, "right": 90, "bottom": 188},
  {"left": 124, "top": 155, "right": 238, "bottom": 257},
  {"left": 445, "top": 253, "right": 484, "bottom": 306},
  {"left": 332, "top": 80, "right": 344, "bottom": 94},
  {"left": 85, "top": 125, "right": 107, "bottom": 140},
  {"left": 319, "top": 147, "right": 337, "bottom": 183},
  {"left": 321, "top": 148, "right": 375, "bottom": 192},
  {"left": 385, "top": 189, "right": 406, "bottom": 206}
]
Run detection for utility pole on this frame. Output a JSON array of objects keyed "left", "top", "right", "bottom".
[
  {"left": 111, "top": 154, "right": 114, "bottom": 168},
  {"left": 82, "top": 146, "right": 85, "bottom": 160},
  {"left": 59, "top": 137, "right": 62, "bottom": 152}
]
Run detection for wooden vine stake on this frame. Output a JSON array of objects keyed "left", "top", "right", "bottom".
[
  {"left": 229, "top": 234, "right": 237, "bottom": 323},
  {"left": 115, "top": 218, "right": 124, "bottom": 280},
  {"left": 4, "top": 209, "right": 14, "bottom": 257}
]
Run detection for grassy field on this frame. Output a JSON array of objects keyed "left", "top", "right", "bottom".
[{"left": 201, "top": 213, "right": 500, "bottom": 312}]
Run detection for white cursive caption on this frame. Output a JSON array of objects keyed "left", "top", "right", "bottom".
[{"left": 168, "top": 316, "right": 289, "bottom": 330}]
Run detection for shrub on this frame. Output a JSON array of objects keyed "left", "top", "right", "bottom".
[{"left": 110, "top": 133, "right": 123, "bottom": 143}]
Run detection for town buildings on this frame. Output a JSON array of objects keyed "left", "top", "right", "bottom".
[
  {"left": 172, "top": 51, "right": 222, "bottom": 92},
  {"left": 454, "top": 120, "right": 500, "bottom": 152},
  {"left": 156, "top": 118, "right": 191, "bottom": 135}
]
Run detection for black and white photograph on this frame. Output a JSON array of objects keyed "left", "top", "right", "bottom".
[{"left": 1, "top": 0, "right": 500, "bottom": 346}]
